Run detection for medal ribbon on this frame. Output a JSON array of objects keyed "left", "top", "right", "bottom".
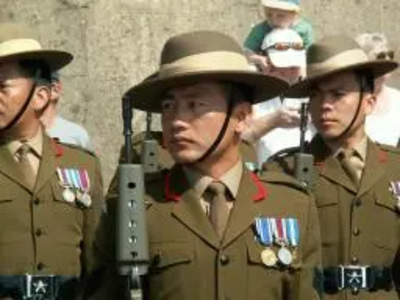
[
  {"left": 286, "top": 218, "right": 299, "bottom": 247},
  {"left": 255, "top": 218, "right": 273, "bottom": 246}
]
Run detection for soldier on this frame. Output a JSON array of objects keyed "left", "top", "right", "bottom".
[
  {"left": 265, "top": 35, "right": 400, "bottom": 299},
  {"left": 103, "top": 30, "right": 322, "bottom": 299},
  {"left": 0, "top": 23, "right": 104, "bottom": 299}
]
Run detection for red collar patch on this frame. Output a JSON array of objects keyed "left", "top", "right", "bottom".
[
  {"left": 164, "top": 174, "right": 181, "bottom": 202},
  {"left": 51, "top": 139, "right": 64, "bottom": 157},
  {"left": 250, "top": 172, "right": 267, "bottom": 202},
  {"left": 378, "top": 149, "right": 387, "bottom": 163}
]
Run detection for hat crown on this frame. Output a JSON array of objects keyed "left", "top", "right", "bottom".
[
  {"left": 160, "top": 31, "right": 243, "bottom": 65},
  {"left": 0, "top": 23, "right": 38, "bottom": 44},
  {"left": 307, "top": 35, "right": 367, "bottom": 65}
]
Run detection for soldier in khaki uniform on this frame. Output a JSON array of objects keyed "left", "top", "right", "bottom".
[
  {"left": 102, "top": 30, "right": 322, "bottom": 300},
  {"left": 0, "top": 23, "right": 104, "bottom": 299},
  {"left": 265, "top": 35, "right": 400, "bottom": 299}
]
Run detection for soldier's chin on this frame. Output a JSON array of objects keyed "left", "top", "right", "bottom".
[{"left": 171, "top": 151, "right": 201, "bottom": 164}]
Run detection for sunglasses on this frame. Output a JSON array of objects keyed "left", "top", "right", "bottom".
[
  {"left": 376, "top": 50, "right": 395, "bottom": 60},
  {"left": 266, "top": 42, "right": 304, "bottom": 51}
]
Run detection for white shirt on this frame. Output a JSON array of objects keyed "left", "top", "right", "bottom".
[
  {"left": 47, "top": 116, "right": 93, "bottom": 151},
  {"left": 252, "top": 97, "right": 315, "bottom": 167},
  {"left": 366, "top": 85, "right": 400, "bottom": 147}
]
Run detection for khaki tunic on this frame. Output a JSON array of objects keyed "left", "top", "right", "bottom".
[
  {"left": 266, "top": 135, "right": 400, "bottom": 300},
  {"left": 100, "top": 163, "right": 322, "bottom": 300},
  {"left": 0, "top": 133, "right": 104, "bottom": 278}
]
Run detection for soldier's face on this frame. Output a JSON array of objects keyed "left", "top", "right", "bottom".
[
  {"left": 0, "top": 62, "right": 49, "bottom": 137},
  {"left": 161, "top": 81, "right": 250, "bottom": 165},
  {"left": 308, "top": 71, "right": 376, "bottom": 142}
]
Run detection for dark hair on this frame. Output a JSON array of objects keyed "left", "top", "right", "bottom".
[
  {"left": 17, "top": 59, "right": 52, "bottom": 86},
  {"left": 355, "top": 70, "right": 375, "bottom": 93},
  {"left": 222, "top": 82, "right": 255, "bottom": 104}
]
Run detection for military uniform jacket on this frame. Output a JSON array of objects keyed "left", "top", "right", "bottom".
[
  {"left": 267, "top": 135, "right": 400, "bottom": 300},
  {"left": 0, "top": 133, "right": 104, "bottom": 277},
  {"left": 141, "top": 164, "right": 322, "bottom": 300}
]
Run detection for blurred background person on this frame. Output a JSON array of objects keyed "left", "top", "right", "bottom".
[
  {"left": 40, "top": 71, "right": 93, "bottom": 150},
  {"left": 242, "top": 28, "right": 315, "bottom": 168},
  {"left": 356, "top": 32, "right": 400, "bottom": 147},
  {"left": 244, "top": 0, "right": 313, "bottom": 74}
]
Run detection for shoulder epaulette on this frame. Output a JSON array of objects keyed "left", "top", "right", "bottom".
[
  {"left": 258, "top": 171, "right": 309, "bottom": 194},
  {"left": 55, "top": 139, "right": 96, "bottom": 157},
  {"left": 377, "top": 143, "right": 400, "bottom": 154}
]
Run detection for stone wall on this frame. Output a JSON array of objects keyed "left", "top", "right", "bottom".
[{"left": 2, "top": 0, "right": 399, "bottom": 187}]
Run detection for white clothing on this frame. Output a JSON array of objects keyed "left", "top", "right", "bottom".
[
  {"left": 252, "top": 97, "right": 315, "bottom": 167},
  {"left": 366, "top": 85, "right": 400, "bottom": 147},
  {"left": 47, "top": 116, "right": 93, "bottom": 151}
]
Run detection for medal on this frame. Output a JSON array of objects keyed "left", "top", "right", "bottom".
[
  {"left": 261, "top": 248, "right": 278, "bottom": 267},
  {"left": 389, "top": 181, "right": 400, "bottom": 212},
  {"left": 62, "top": 187, "right": 75, "bottom": 203},
  {"left": 278, "top": 247, "right": 293, "bottom": 266},
  {"left": 255, "top": 217, "right": 277, "bottom": 267},
  {"left": 75, "top": 169, "right": 92, "bottom": 208}
]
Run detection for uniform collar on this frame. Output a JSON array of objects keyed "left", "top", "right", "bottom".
[
  {"left": 183, "top": 159, "right": 243, "bottom": 199},
  {"left": 6, "top": 127, "right": 43, "bottom": 159}
]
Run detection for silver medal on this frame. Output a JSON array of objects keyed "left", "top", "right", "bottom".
[
  {"left": 277, "top": 247, "right": 293, "bottom": 266},
  {"left": 62, "top": 187, "right": 75, "bottom": 203},
  {"left": 81, "top": 193, "right": 92, "bottom": 207}
]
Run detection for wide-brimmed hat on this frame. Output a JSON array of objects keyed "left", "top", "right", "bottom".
[
  {"left": 261, "top": 0, "right": 300, "bottom": 12},
  {"left": 0, "top": 23, "right": 72, "bottom": 71},
  {"left": 286, "top": 35, "right": 398, "bottom": 98},
  {"left": 124, "top": 30, "right": 289, "bottom": 113},
  {"left": 261, "top": 28, "right": 306, "bottom": 68}
]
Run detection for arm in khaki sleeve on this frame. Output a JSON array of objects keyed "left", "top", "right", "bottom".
[{"left": 291, "top": 195, "right": 323, "bottom": 300}]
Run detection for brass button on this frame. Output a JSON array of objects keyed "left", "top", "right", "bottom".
[
  {"left": 37, "top": 262, "right": 45, "bottom": 271},
  {"left": 352, "top": 228, "right": 360, "bottom": 236},
  {"left": 351, "top": 288, "right": 360, "bottom": 295},
  {"left": 220, "top": 254, "right": 230, "bottom": 265},
  {"left": 351, "top": 256, "right": 359, "bottom": 264}
]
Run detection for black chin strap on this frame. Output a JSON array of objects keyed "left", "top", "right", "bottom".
[
  {"left": 330, "top": 77, "right": 365, "bottom": 142},
  {"left": 195, "top": 89, "right": 235, "bottom": 163},
  {"left": 0, "top": 81, "right": 37, "bottom": 133}
]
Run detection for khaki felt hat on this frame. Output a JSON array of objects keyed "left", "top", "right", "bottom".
[
  {"left": 0, "top": 23, "right": 73, "bottom": 71},
  {"left": 285, "top": 35, "right": 398, "bottom": 98},
  {"left": 124, "top": 30, "right": 289, "bottom": 113}
]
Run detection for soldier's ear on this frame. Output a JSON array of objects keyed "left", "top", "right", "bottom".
[
  {"left": 363, "top": 92, "right": 376, "bottom": 116},
  {"left": 233, "top": 101, "right": 252, "bottom": 134},
  {"left": 32, "top": 85, "right": 51, "bottom": 113}
]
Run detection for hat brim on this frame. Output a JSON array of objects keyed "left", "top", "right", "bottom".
[
  {"left": 262, "top": 1, "right": 300, "bottom": 12},
  {"left": 0, "top": 50, "right": 73, "bottom": 71},
  {"left": 125, "top": 70, "right": 289, "bottom": 113},
  {"left": 285, "top": 60, "right": 398, "bottom": 98}
]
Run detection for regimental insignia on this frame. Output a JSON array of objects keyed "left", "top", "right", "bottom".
[
  {"left": 57, "top": 168, "right": 92, "bottom": 208},
  {"left": 389, "top": 181, "right": 400, "bottom": 212},
  {"left": 254, "top": 217, "right": 300, "bottom": 267}
]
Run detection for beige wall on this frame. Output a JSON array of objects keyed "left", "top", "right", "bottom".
[{"left": 2, "top": 0, "right": 399, "bottom": 187}]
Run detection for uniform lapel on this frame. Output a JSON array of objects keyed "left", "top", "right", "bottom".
[
  {"left": 357, "top": 140, "right": 385, "bottom": 198},
  {"left": 34, "top": 134, "right": 57, "bottom": 193},
  {"left": 0, "top": 143, "right": 30, "bottom": 190},
  {"left": 311, "top": 136, "right": 357, "bottom": 193},
  {"left": 222, "top": 168, "right": 262, "bottom": 248},
  {"left": 169, "top": 165, "right": 220, "bottom": 249}
]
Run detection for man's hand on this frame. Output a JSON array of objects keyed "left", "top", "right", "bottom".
[{"left": 272, "top": 107, "right": 301, "bottom": 128}]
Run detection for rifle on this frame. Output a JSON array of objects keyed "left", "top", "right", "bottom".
[
  {"left": 141, "top": 112, "right": 159, "bottom": 174},
  {"left": 294, "top": 101, "right": 314, "bottom": 189},
  {"left": 116, "top": 96, "right": 150, "bottom": 299}
]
